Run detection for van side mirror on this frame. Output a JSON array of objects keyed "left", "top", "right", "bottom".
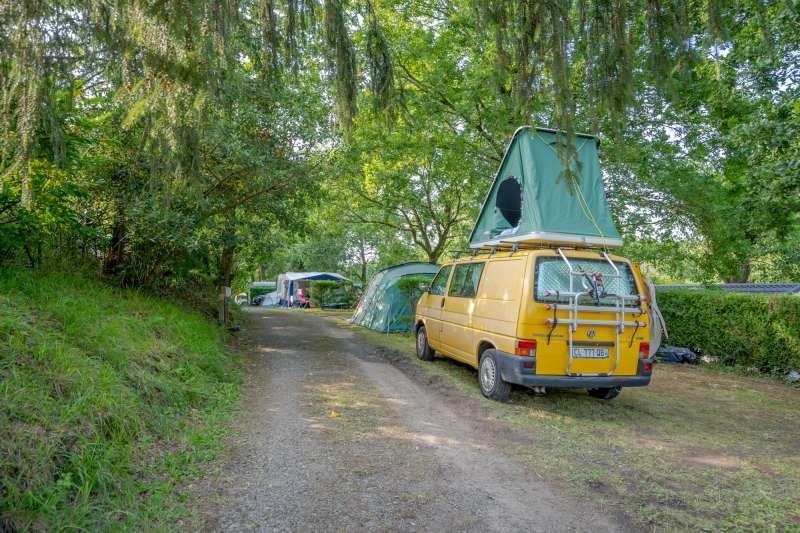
[{"left": 420, "top": 283, "right": 430, "bottom": 293}]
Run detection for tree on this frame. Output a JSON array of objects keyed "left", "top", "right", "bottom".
[
  {"left": 1, "top": 0, "right": 798, "bottom": 296},
  {"left": 330, "top": 118, "right": 483, "bottom": 262}
]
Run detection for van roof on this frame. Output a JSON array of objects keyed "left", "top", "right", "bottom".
[{"left": 445, "top": 247, "right": 632, "bottom": 265}]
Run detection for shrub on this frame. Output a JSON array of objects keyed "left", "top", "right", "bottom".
[
  {"left": 395, "top": 275, "right": 432, "bottom": 304},
  {"left": 657, "top": 289, "right": 800, "bottom": 373},
  {"left": 394, "top": 275, "right": 435, "bottom": 329},
  {"left": 308, "top": 280, "right": 356, "bottom": 308}
]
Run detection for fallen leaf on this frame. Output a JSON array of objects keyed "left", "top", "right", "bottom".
[{"left": 330, "top": 410, "right": 342, "bottom": 418}]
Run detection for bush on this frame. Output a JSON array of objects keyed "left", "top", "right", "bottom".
[
  {"left": 657, "top": 289, "right": 800, "bottom": 373},
  {"left": 394, "top": 275, "right": 435, "bottom": 329},
  {"left": 309, "top": 280, "right": 356, "bottom": 308},
  {"left": 395, "top": 275, "right": 432, "bottom": 304}
]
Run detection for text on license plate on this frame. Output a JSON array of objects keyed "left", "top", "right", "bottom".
[{"left": 572, "top": 347, "right": 609, "bottom": 359}]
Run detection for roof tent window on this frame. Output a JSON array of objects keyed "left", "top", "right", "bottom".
[{"left": 496, "top": 176, "right": 522, "bottom": 228}]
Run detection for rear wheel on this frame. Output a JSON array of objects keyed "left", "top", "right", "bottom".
[
  {"left": 416, "top": 326, "right": 434, "bottom": 361},
  {"left": 479, "top": 350, "right": 511, "bottom": 401},
  {"left": 587, "top": 386, "right": 622, "bottom": 400}
]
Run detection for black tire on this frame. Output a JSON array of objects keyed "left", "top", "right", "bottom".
[
  {"left": 478, "top": 349, "right": 511, "bottom": 401},
  {"left": 587, "top": 386, "right": 622, "bottom": 400},
  {"left": 416, "top": 326, "right": 435, "bottom": 361}
]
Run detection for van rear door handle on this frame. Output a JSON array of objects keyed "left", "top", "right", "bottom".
[{"left": 440, "top": 298, "right": 446, "bottom": 308}]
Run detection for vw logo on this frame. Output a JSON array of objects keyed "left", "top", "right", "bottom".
[{"left": 587, "top": 329, "right": 596, "bottom": 339}]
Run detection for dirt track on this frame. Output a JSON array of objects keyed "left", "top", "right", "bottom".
[{"left": 191, "top": 308, "right": 624, "bottom": 532}]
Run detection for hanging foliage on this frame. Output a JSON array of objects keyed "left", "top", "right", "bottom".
[
  {"left": 324, "top": 0, "right": 358, "bottom": 131},
  {"left": 364, "top": 0, "right": 396, "bottom": 124},
  {"left": 0, "top": 0, "right": 796, "bottom": 288}
]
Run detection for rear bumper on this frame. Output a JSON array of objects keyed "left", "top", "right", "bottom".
[{"left": 494, "top": 350, "right": 652, "bottom": 388}]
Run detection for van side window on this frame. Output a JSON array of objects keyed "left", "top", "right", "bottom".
[
  {"left": 448, "top": 263, "right": 485, "bottom": 298},
  {"left": 429, "top": 265, "right": 452, "bottom": 296}
]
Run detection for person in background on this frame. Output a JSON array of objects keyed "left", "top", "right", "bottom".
[{"left": 297, "top": 289, "right": 311, "bottom": 309}]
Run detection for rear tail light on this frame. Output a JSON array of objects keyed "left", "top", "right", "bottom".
[
  {"left": 639, "top": 342, "right": 650, "bottom": 360},
  {"left": 643, "top": 362, "right": 653, "bottom": 372},
  {"left": 515, "top": 339, "right": 537, "bottom": 357}
]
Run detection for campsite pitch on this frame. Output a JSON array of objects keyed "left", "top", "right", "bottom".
[
  {"left": 339, "top": 316, "right": 800, "bottom": 531},
  {"left": 189, "top": 308, "right": 621, "bottom": 532},
  {"left": 190, "top": 308, "right": 799, "bottom": 532}
]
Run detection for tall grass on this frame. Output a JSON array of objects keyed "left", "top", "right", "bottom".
[{"left": 0, "top": 269, "right": 239, "bottom": 531}]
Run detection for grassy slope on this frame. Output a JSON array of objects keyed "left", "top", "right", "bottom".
[
  {"left": 340, "top": 319, "right": 800, "bottom": 532},
  {"left": 0, "top": 269, "right": 239, "bottom": 532}
]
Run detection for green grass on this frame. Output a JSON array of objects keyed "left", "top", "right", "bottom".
[
  {"left": 302, "top": 307, "right": 355, "bottom": 318},
  {"left": 341, "top": 321, "right": 800, "bottom": 532},
  {"left": 0, "top": 268, "right": 240, "bottom": 532}
]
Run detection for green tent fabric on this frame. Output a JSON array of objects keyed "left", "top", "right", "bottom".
[
  {"left": 351, "top": 263, "right": 439, "bottom": 333},
  {"left": 469, "top": 126, "right": 622, "bottom": 248}
]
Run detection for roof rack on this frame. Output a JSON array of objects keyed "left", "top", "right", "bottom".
[
  {"left": 474, "top": 240, "right": 615, "bottom": 252},
  {"left": 454, "top": 241, "right": 614, "bottom": 260}
]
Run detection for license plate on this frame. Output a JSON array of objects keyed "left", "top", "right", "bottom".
[{"left": 572, "top": 347, "right": 609, "bottom": 359}]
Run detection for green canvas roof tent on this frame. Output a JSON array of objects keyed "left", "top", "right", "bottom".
[
  {"left": 351, "top": 262, "right": 440, "bottom": 333},
  {"left": 469, "top": 126, "right": 622, "bottom": 249}
]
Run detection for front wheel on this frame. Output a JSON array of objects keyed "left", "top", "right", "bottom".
[
  {"left": 416, "top": 326, "right": 435, "bottom": 361},
  {"left": 479, "top": 350, "right": 511, "bottom": 401},
  {"left": 587, "top": 386, "right": 622, "bottom": 400}
]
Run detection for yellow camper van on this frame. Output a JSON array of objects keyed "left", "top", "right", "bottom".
[
  {"left": 414, "top": 126, "right": 662, "bottom": 400},
  {"left": 414, "top": 247, "right": 654, "bottom": 401}
]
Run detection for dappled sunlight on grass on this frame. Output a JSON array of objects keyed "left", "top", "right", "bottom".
[
  {"left": 256, "top": 346, "right": 284, "bottom": 354},
  {"left": 308, "top": 380, "right": 390, "bottom": 437},
  {"left": 376, "top": 425, "right": 489, "bottom": 451},
  {"left": 334, "top": 317, "right": 800, "bottom": 532}
]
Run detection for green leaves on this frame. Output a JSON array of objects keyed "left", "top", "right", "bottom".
[
  {"left": 659, "top": 288, "right": 800, "bottom": 372},
  {"left": 1, "top": 0, "right": 798, "bottom": 289}
]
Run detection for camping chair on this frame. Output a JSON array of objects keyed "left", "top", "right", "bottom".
[{"left": 297, "top": 289, "right": 311, "bottom": 309}]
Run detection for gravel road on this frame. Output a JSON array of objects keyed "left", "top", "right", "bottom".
[{"left": 191, "top": 308, "right": 622, "bottom": 532}]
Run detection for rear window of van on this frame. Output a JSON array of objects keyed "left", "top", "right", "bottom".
[{"left": 534, "top": 257, "right": 639, "bottom": 306}]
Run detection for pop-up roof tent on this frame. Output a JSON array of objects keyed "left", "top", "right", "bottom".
[
  {"left": 276, "top": 272, "right": 347, "bottom": 302},
  {"left": 351, "top": 262, "right": 440, "bottom": 333},
  {"left": 469, "top": 126, "right": 622, "bottom": 249}
]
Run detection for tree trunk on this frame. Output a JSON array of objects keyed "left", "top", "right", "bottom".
[
  {"left": 725, "top": 262, "right": 751, "bottom": 284},
  {"left": 103, "top": 211, "right": 126, "bottom": 277},
  {"left": 427, "top": 243, "right": 443, "bottom": 263},
  {"left": 20, "top": 163, "right": 32, "bottom": 209},
  {"left": 358, "top": 238, "right": 367, "bottom": 284},
  {"left": 218, "top": 243, "right": 235, "bottom": 325}
]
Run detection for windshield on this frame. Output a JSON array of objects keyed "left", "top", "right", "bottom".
[{"left": 534, "top": 256, "right": 639, "bottom": 306}]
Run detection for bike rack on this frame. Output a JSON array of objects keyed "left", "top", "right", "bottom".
[{"left": 543, "top": 248, "right": 646, "bottom": 377}]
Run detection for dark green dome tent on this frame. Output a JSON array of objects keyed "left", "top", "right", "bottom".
[
  {"left": 469, "top": 126, "right": 622, "bottom": 249},
  {"left": 351, "top": 262, "right": 440, "bottom": 333}
]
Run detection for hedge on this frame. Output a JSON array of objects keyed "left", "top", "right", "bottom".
[
  {"left": 657, "top": 289, "right": 800, "bottom": 373},
  {"left": 309, "top": 280, "right": 357, "bottom": 308}
]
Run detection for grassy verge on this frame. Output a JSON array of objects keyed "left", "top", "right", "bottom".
[
  {"left": 343, "top": 322, "right": 800, "bottom": 532},
  {"left": 0, "top": 269, "right": 240, "bottom": 531},
  {"left": 302, "top": 307, "right": 354, "bottom": 319}
]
